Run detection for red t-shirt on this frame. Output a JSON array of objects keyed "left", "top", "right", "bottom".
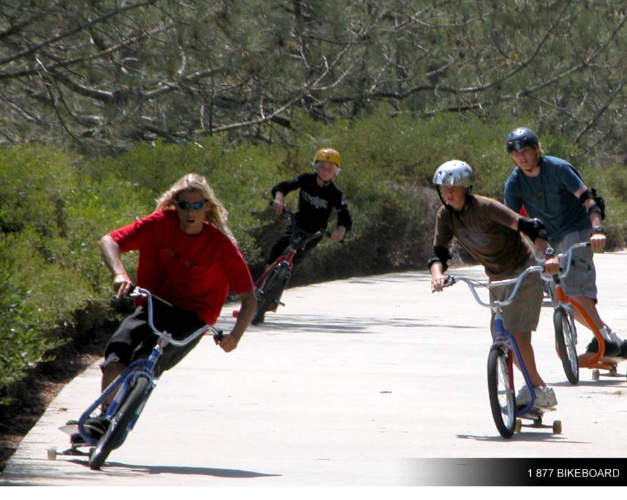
[{"left": 110, "top": 209, "right": 253, "bottom": 325}]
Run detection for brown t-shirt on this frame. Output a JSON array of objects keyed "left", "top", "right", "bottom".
[{"left": 433, "top": 194, "right": 535, "bottom": 280}]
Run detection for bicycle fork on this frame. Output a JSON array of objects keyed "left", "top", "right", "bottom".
[
  {"left": 493, "top": 317, "right": 536, "bottom": 416},
  {"left": 78, "top": 355, "right": 156, "bottom": 445}
]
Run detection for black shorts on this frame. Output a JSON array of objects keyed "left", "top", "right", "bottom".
[
  {"left": 267, "top": 223, "right": 323, "bottom": 265},
  {"left": 102, "top": 300, "right": 205, "bottom": 377}
]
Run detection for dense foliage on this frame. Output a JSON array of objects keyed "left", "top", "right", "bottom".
[
  {"left": 0, "top": 0, "right": 624, "bottom": 159},
  {"left": 1, "top": 109, "right": 625, "bottom": 402}
]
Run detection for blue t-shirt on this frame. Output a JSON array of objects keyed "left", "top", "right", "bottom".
[{"left": 504, "top": 156, "right": 589, "bottom": 244}]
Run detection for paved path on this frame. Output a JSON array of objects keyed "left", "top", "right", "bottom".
[{"left": 2, "top": 252, "right": 626, "bottom": 486}]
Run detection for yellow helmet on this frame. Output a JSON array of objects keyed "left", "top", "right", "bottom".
[{"left": 313, "top": 148, "right": 341, "bottom": 168}]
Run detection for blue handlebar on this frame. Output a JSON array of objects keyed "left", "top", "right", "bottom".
[{"left": 130, "top": 287, "right": 221, "bottom": 346}]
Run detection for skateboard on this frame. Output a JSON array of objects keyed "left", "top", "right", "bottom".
[
  {"left": 579, "top": 351, "right": 627, "bottom": 381},
  {"left": 514, "top": 406, "right": 562, "bottom": 434},
  {"left": 46, "top": 423, "right": 94, "bottom": 460},
  {"left": 590, "top": 358, "right": 627, "bottom": 381}
]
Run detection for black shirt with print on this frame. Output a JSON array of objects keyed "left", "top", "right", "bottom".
[{"left": 271, "top": 173, "right": 352, "bottom": 233}]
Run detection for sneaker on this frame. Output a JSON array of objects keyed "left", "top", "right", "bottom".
[
  {"left": 516, "top": 385, "right": 557, "bottom": 409},
  {"left": 64, "top": 419, "right": 84, "bottom": 445},
  {"left": 516, "top": 385, "right": 532, "bottom": 407},
  {"left": 70, "top": 432, "right": 87, "bottom": 445},
  {"left": 608, "top": 329, "right": 624, "bottom": 345},
  {"left": 585, "top": 337, "right": 621, "bottom": 357},
  {"left": 82, "top": 414, "right": 110, "bottom": 440},
  {"left": 534, "top": 386, "right": 558, "bottom": 409},
  {"left": 606, "top": 330, "right": 627, "bottom": 358}
]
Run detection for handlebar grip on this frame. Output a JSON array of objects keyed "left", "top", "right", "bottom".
[{"left": 213, "top": 330, "right": 224, "bottom": 342}]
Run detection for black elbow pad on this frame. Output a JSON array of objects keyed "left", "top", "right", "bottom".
[
  {"left": 518, "top": 217, "right": 547, "bottom": 241},
  {"left": 579, "top": 188, "right": 606, "bottom": 220},
  {"left": 428, "top": 245, "right": 452, "bottom": 271}
]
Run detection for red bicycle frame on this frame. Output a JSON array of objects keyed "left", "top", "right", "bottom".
[{"left": 255, "top": 247, "right": 297, "bottom": 289}]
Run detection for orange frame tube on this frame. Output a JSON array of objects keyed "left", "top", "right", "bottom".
[{"left": 554, "top": 286, "right": 615, "bottom": 371}]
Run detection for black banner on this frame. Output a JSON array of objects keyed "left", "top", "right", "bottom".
[{"left": 406, "top": 458, "right": 627, "bottom": 486}]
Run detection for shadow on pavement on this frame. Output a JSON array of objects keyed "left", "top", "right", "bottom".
[
  {"left": 49, "top": 459, "right": 282, "bottom": 479},
  {"left": 248, "top": 314, "right": 479, "bottom": 334},
  {"left": 456, "top": 433, "right": 577, "bottom": 443},
  {"left": 122, "top": 463, "right": 281, "bottom": 478},
  {"left": 551, "top": 379, "right": 627, "bottom": 387}
]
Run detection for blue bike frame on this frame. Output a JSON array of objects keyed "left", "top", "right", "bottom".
[
  {"left": 76, "top": 287, "right": 218, "bottom": 446},
  {"left": 448, "top": 265, "right": 544, "bottom": 417}
]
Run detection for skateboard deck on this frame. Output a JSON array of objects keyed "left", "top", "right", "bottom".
[
  {"left": 59, "top": 423, "right": 78, "bottom": 435},
  {"left": 47, "top": 445, "right": 91, "bottom": 460},
  {"left": 47, "top": 423, "right": 93, "bottom": 460},
  {"left": 514, "top": 406, "right": 561, "bottom": 434}
]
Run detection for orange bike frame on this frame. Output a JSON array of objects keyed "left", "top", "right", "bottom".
[{"left": 553, "top": 285, "right": 614, "bottom": 370}]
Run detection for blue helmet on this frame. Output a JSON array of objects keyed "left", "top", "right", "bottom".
[{"left": 505, "top": 127, "right": 539, "bottom": 153}]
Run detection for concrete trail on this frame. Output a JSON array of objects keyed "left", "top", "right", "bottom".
[{"left": 1, "top": 251, "right": 626, "bottom": 485}]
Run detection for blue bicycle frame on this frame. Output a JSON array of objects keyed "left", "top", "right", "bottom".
[
  {"left": 447, "top": 265, "right": 544, "bottom": 417},
  {"left": 76, "top": 287, "right": 218, "bottom": 446}
]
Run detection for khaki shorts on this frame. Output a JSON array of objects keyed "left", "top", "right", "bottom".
[
  {"left": 553, "top": 229, "right": 597, "bottom": 300},
  {"left": 489, "top": 268, "right": 543, "bottom": 335}
]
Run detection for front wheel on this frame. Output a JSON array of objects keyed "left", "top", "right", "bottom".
[
  {"left": 487, "top": 345, "right": 516, "bottom": 438},
  {"left": 554, "top": 306, "right": 579, "bottom": 385},
  {"left": 90, "top": 375, "right": 150, "bottom": 470},
  {"left": 252, "top": 264, "right": 290, "bottom": 324}
]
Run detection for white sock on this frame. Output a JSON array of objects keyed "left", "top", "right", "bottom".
[
  {"left": 600, "top": 326, "right": 623, "bottom": 344},
  {"left": 599, "top": 326, "right": 613, "bottom": 342}
]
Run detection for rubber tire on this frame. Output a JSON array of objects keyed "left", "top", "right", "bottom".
[
  {"left": 487, "top": 345, "right": 516, "bottom": 438},
  {"left": 253, "top": 264, "right": 289, "bottom": 324},
  {"left": 554, "top": 306, "right": 579, "bottom": 385},
  {"left": 89, "top": 375, "right": 149, "bottom": 470}
]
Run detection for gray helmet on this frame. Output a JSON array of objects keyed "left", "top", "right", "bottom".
[{"left": 432, "top": 160, "right": 475, "bottom": 188}]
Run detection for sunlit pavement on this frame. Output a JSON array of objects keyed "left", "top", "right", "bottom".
[{"left": 2, "top": 252, "right": 626, "bottom": 486}]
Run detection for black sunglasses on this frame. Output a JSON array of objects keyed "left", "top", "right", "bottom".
[{"left": 175, "top": 200, "right": 208, "bottom": 210}]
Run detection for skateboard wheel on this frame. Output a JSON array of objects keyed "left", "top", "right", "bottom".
[
  {"left": 47, "top": 447, "right": 57, "bottom": 460},
  {"left": 553, "top": 420, "right": 562, "bottom": 434},
  {"left": 514, "top": 419, "right": 522, "bottom": 434},
  {"left": 592, "top": 369, "right": 600, "bottom": 381}
]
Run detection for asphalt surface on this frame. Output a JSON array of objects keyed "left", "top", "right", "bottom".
[{"left": 1, "top": 251, "right": 626, "bottom": 486}]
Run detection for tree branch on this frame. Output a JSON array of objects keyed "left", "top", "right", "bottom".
[{"left": 0, "top": 0, "right": 157, "bottom": 67}]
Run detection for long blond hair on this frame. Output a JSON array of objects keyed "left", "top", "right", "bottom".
[{"left": 155, "top": 173, "right": 234, "bottom": 240}]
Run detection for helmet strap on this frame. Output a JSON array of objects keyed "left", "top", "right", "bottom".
[
  {"left": 315, "top": 173, "right": 332, "bottom": 187},
  {"left": 437, "top": 186, "right": 471, "bottom": 213}
]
